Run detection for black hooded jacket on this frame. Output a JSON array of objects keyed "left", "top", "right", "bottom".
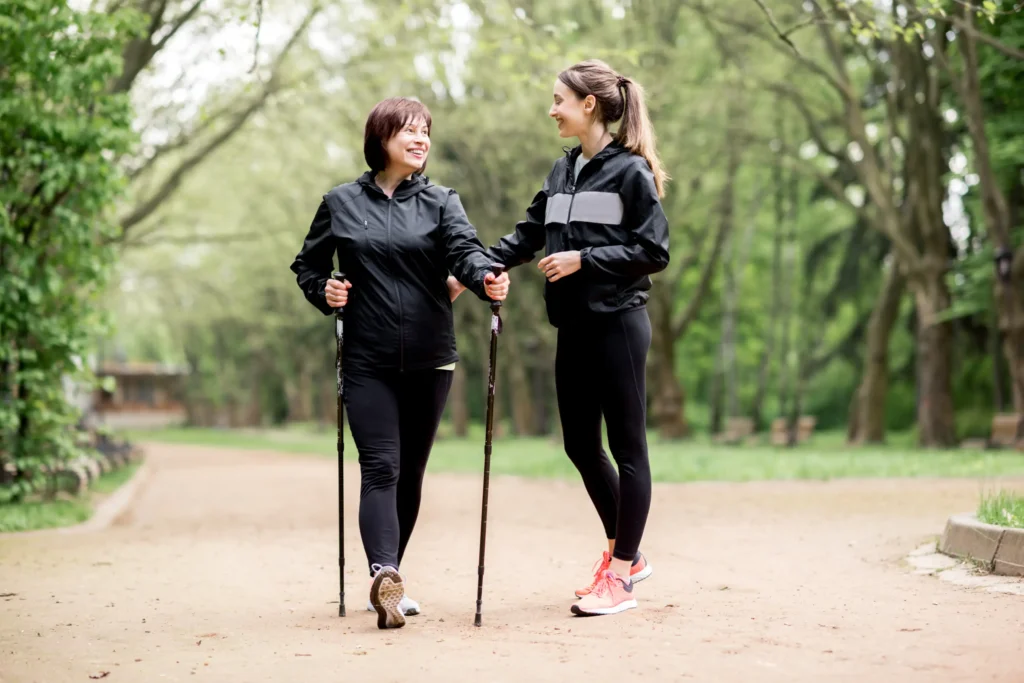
[
  {"left": 486, "top": 141, "right": 670, "bottom": 327},
  {"left": 291, "top": 171, "right": 495, "bottom": 374}
]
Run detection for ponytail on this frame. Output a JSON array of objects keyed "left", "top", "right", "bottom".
[
  {"left": 558, "top": 59, "right": 669, "bottom": 197},
  {"left": 618, "top": 79, "right": 668, "bottom": 198}
]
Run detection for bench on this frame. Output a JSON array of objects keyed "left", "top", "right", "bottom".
[
  {"left": 990, "top": 413, "right": 1022, "bottom": 449},
  {"left": 715, "top": 417, "right": 755, "bottom": 445},
  {"left": 770, "top": 416, "right": 817, "bottom": 446}
]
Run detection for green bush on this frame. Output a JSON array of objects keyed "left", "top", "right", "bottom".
[{"left": 0, "top": 1, "right": 139, "bottom": 502}]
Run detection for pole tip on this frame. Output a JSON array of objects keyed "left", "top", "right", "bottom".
[{"left": 474, "top": 615, "right": 482, "bottom": 627}]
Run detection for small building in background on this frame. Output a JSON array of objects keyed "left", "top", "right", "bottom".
[{"left": 92, "top": 361, "right": 188, "bottom": 429}]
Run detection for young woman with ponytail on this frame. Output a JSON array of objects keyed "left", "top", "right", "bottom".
[{"left": 452, "top": 59, "right": 670, "bottom": 616}]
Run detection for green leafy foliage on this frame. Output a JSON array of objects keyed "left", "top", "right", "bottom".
[{"left": 0, "top": 0, "right": 138, "bottom": 502}]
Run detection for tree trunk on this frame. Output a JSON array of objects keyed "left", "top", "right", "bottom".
[
  {"left": 958, "top": 6, "right": 1024, "bottom": 416},
  {"left": 528, "top": 339, "right": 553, "bottom": 436},
  {"left": 651, "top": 329, "right": 688, "bottom": 438},
  {"left": 709, "top": 311, "right": 726, "bottom": 436},
  {"left": 650, "top": 287, "right": 688, "bottom": 438},
  {"left": 450, "top": 363, "right": 468, "bottom": 438},
  {"left": 848, "top": 257, "right": 905, "bottom": 444},
  {"left": 286, "top": 360, "right": 314, "bottom": 424},
  {"left": 752, "top": 133, "right": 786, "bottom": 431},
  {"left": 991, "top": 305, "right": 1006, "bottom": 414},
  {"left": 912, "top": 280, "right": 957, "bottom": 447},
  {"left": 775, "top": 168, "right": 799, "bottom": 421},
  {"left": 997, "top": 283, "right": 1024, "bottom": 413},
  {"left": 898, "top": 30, "right": 956, "bottom": 448},
  {"left": 505, "top": 327, "right": 535, "bottom": 436}
]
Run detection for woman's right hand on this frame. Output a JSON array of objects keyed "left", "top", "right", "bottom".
[{"left": 325, "top": 277, "right": 351, "bottom": 308}]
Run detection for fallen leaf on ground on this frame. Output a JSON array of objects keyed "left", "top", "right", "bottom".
[
  {"left": 0, "top": 593, "right": 17, "bottom": 598},
  {"left": 89, "top": 673, "right": 110, "bottom": 680}
]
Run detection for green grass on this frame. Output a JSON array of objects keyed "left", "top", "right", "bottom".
[
  {"left": 122, "top": 424, "right": 1024, "bottom": 483},
  {"left": 977, "top": 489, "right": 1024, "bottom": 529},
  {"left": 0, "top": 462, "right": 141, "bottom": 534}
]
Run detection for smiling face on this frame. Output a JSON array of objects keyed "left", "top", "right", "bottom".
[
  {"left": 383, "top": 116, "right": 430, "bottom": 175},
  {"left": 549, "top": 79, "right": 595, "bottom": 139}
]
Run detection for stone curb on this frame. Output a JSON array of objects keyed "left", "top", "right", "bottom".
[
  {"left": 939, "top": 513, "right": 1024, "bottom": 577},
  {"left": 0, "top": 458, "right": 150, "bottom": 539}
]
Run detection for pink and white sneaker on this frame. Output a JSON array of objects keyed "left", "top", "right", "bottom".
[
  {"left": 570, "top": 570, "right": 638, "bottom": 616},
  {"left": 576, "top": 551, "right": 653, "bottom": 598}
]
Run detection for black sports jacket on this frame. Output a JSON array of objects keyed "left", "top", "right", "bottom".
[
  {"left": 291, "top": 171, "right": 494, "bottom": 374},
  {"left": 486, "top": 141, "right": 670, "bottom": 327}
]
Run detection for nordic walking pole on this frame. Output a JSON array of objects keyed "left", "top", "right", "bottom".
[
  {"left": 332, "top": 270, "right": 347, "bottom": 618},
  {"left": 475, "top": 263, "right": 505, "bottom": 627}
]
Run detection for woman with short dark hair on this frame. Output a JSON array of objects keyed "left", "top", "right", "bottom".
[{"left": 291, "top": 97, "right": 509, "bottom": 630}]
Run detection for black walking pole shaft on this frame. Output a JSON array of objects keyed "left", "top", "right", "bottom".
[
  {"left": 475, "top": 264, "right": 504, "bottom": 627},
  {"left": 333, "top": 271, "right": 346, "bottom": 618}
]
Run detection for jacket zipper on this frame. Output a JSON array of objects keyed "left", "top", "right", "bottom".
[{"left": 386, "top": 199, "right": 405, "bottom": 372}]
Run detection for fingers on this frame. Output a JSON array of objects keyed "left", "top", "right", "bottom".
[
  {"left": 537, "top": 255, "right": 553, "bottom": 269},
  {"left": 484, "top": 272, "right": 509, "bottom": 284},
  {"left": 484, "top": 273, "right": 510, "bottom": 301},
  {"left": 325, "top": 278, "right": 350, "bottom": 308}
]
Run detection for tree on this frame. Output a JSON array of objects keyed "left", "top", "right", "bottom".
[{"left": 0, "top": 0, "right": 138, "bottom": 501}]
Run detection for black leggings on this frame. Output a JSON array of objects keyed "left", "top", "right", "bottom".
[
  {"left": 555, "top": 307, "right": 652, "bottom": 563},
  {"left": 344, "top": 369, "right": 453, "bottom": 574}
]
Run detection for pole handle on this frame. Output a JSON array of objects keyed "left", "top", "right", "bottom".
[
  {"left": 487, "top": 263, "right": 505, "bottom": 311},
  {"left": 331, "top": 271, "right": 347, "bottom": 315}
]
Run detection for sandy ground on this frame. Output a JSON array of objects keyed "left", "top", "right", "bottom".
[{"left": 1, "top": 442, "right": 1023, "bottom": 683}]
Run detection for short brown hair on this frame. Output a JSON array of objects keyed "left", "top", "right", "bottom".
[{"left": 363, "top": 97, "right": 432, "bottom": 173}]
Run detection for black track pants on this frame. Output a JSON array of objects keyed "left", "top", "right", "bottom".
[
  {"left": 344, "top": 369, "right": 453, "bottom": 573},
  {"left": 555, "top": 307, "right": 653, "bottom": 562}
]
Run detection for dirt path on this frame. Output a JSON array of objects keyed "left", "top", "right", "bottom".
[{"left": 2, "top": 443, "right": 1023, "bottom": 683}]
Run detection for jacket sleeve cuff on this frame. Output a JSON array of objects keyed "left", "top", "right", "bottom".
[
  {"left": 467, "top": 266, "right": 492, "bottom": 302},
  {"left": 579, "top": 246, "right": 594, "bottom": 271}
]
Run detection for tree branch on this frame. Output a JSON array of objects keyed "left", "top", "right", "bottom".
[
  {"left": 684, "top": 0, "right": 854, "bottom": 99},
  {"left": 118, "top": 7, "right": 320, "bottom": 238},
  {"left": 763, "top": 82, "right": 843, "bottom": 159},
  {"left": 671, "top": 215, "right": 730, "bottom": 339},
  {"left": 749, "top": 0, "right": 799, "bottom": 53},
  {"left": 154, "top": 0, "right": 204, "bottom": 52},
  {"left": 950, "top": 15, "right": 1024, "bottom": 60},
  {"left": 127, "top": 97, "right": 237, "bottom": 181}
]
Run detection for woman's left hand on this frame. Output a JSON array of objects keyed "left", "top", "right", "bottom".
[
  {"left": 484, "top": 271, "right": 510, "bottom": 301},
  {"left": 538, "top": 251, "right": 581, "bottom": 282}
]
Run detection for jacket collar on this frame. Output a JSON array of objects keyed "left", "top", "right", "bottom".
[
  {"left": 358, "top": 170, "right": 432, "bottom": 199},
  {"left": 563, "top": 139, "right": 628, "bottom": 165}
]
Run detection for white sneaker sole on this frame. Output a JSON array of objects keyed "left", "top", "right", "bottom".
[
  {"left": 631, "top": 561, "right": 653, "bottom": 583},
  {"left": 370, "top": 567, "right": 406, "bottom": 629},
  {"left": 571, "top": 598, "right": 638, "bottom": 616}
]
